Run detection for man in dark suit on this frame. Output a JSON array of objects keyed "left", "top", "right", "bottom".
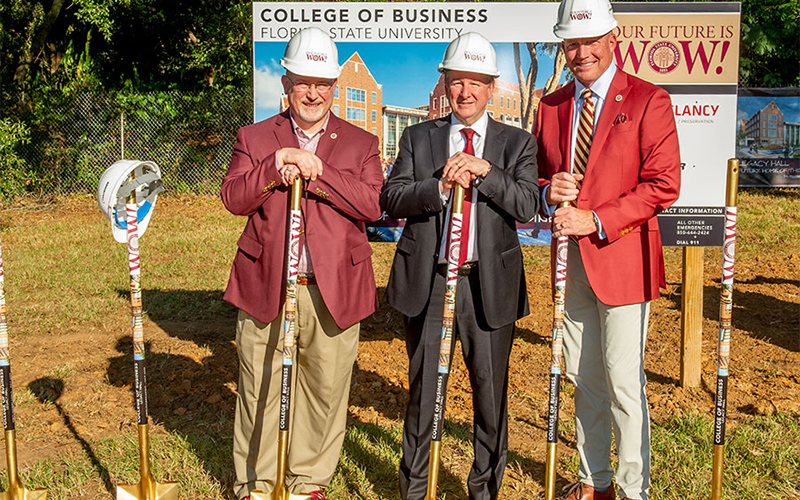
[
  {"left": 221, "top": 27, "right": 383, "bottom": 500},
  {"left": 535, "top": 0, "right": 681, "bottom": 498},
  {"left": 380, "top": 32, "right": 540, "bottom": 500}
]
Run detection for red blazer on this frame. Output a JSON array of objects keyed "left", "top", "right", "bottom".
[
  {"left": 221, "top": 111, "right": 383, "bottom": 329},
  {"left": 535, "top": 68, "right": 681, "bottom": 306}
]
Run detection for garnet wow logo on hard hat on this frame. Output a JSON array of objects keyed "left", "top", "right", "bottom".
[
  {"left": 305, "top": 51, "right": 328, "bottom": 62},
  {"left": 463, "top": 51, "right": 486, "bottom": 62},
  {"left": 569, "top": 10, "right": 593, "bottom": 20}
]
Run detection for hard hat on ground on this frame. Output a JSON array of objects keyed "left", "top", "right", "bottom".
[
  {"left": 553, "top": 0, "right": 618, "bottom": 40},
  {"left": 438, "top": 32, "right": 500, "bottom": 78},
  {"left": 280, "top": 27, "right": 341, "bottom": 79},
  {"left": 97, "top": 160, "right": 164, "bottom": 243}
]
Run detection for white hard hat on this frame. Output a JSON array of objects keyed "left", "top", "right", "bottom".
[
  {"left": 438, "top": 32, "right": 500, "bottom": 78},
  {"left": 553, "top": 0, "right": 618, "bottom": 39},
  {"left": 97, "top": 160, "right": 164, "bottom": 243},
  {"left": 280, "top": 27, "right": 341, "bottom": 79}
]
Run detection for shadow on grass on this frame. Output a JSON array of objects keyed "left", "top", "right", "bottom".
[
  {"left": 107, "top": 286, "right": 240, "bottom": 498},
  {"left": 339, "top": 416, "right": 472, "bottom": 500},
  {"left": 668, "top": 279, "right": 799, "bottom": 353},
  {"left": 28, "top": 377, "right": 116, "bottom": 497},
  {"left": 106, "top": 336, "right": 238, "bottom": 497},
  {"left": 514, "top": 326, "right": 550, "bottom": 347}
]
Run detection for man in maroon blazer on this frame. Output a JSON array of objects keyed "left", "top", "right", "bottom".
[
  {"left": 535, "top": 0, "right": 681, "bottom": 499},
  {"left": 221, "top": 28, "right": 383, "bottom": 500}
]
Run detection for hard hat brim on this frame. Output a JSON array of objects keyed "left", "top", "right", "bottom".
[
  {"left": 438, "top": 63, "right": 500, "bottom": 78},
  {"left": 553, "top": 20, "right": 618, "bottom": 40},
  {"left": 280, "top": 59, "right": 341, "bottom": 79}
]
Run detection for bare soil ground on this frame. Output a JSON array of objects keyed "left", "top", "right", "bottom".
[{"left": 2, "top": 197, "right": 798, "bottom": 498}]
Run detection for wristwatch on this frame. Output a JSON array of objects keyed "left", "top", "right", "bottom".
[{"left": 592, "top": 211, "right": 601, "bottom": 232}]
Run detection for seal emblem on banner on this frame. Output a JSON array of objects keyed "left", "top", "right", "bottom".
[{"left": 648, "top": 41, "right": 681, "bottom": 74}]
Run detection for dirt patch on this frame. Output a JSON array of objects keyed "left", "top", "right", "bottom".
[{"left": 1, "top": 197, "right": 798, "bottom": 498}]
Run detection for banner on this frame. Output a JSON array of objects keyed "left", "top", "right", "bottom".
[
  {"left": 736, "top": 87, "right": 800, "bottom": 187},
  {"left": 253, "top": 2, "right": 741, "bottom": 246}
]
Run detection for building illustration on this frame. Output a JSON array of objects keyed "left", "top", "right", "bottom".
[{"left": 743, "top": 101, "right": 785, "bottom": 148}]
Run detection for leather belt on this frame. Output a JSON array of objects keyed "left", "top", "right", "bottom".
[
  {"left": 297, "top": 272, "right": 317, "bottom": 285},
  {"left": 436, "top": 262, "right": 477, "bottom": 277}
]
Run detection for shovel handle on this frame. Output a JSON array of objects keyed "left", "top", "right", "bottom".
[
  {"left": 0, "top": 239, "right": 15, "bottom": 432},
  {"left": 544, "top": 201, "right": 570, "bottom": 500},
  {"left": 273, "top": 176, "right": 304, "bottom": 500},
  {"left": 710, "top": 159, "right": 739, "bottom": 500},
  {"left": 425, "top": 184, "right": 466, "bottom": 500}
]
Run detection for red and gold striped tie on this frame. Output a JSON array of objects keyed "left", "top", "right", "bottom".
[{"left": 573, "top": 88, "right": 595, "bottom": 192}]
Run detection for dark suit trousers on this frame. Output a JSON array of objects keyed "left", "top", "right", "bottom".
[{"left": 399, "top": 268, "right": 515, "bottom": 500}]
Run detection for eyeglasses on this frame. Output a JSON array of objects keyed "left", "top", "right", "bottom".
[{"left": 288, "top": 78, "right": 335, "bottom": 94}]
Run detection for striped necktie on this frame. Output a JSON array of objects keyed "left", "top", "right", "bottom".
[{"left": 573, "top": 88, "right": 595, "bottom": 192}]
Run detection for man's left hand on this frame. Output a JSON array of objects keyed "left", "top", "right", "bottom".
[
  {"left": 443, "top": 152, "right": 491, "bottom": 188},
  {"left": 552, "top": 206, "right": 597, "bottom": 238}
]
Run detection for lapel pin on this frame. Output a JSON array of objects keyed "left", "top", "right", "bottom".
[
  {"left": 615, "top": 94, "right": 623, "bottom": 102},
  {"left": 330, "top": 133, "right": 338, "bottom": 139}
]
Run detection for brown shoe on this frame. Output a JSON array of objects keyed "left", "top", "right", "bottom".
[{"left": 559, "top": 481, "right": 616, "bottom": 500}]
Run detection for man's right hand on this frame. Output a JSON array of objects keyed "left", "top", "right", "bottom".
[
  {"left": 545, "top": 171, "right": 583, "bottom": 205},
  {"left": 276, "top": 147, "right": 324, "bottom": 185}
]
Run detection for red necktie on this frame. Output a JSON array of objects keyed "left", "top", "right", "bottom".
[{"left": 459, "top": 128, "right": 475, "bottom": 266}]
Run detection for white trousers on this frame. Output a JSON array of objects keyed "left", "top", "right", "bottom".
[{"left": 562, "top": 241, "right": 651, "bottom": 500}]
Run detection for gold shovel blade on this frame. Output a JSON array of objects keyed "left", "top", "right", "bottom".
[
  {"left": 0, "top": 488, "right": 47, "bottom": 500},
  {"left": 116, "top": 480, "right": 180, "bottom": 500}
]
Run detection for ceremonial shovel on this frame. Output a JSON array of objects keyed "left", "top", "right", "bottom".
[
  {"left": 544, "top": 202, "right": 570, "bottom": 500},
  {"left": 251, "top": 176, "right": 304, "bottom": 500},
  {"left": 116, "top": 174, "right": 179, "bottom": 500},
  {"left": 0, "top": 238, "right": 46, "bottom": 500},
  {"left": 425, "top": 184, "right": 466, "bottom": 500},
  {"left": 709, "top": 159, "right": 739, "bottom": 500}
]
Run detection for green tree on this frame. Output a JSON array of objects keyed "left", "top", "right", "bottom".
[
  {"left": 739, "top": 0, "right": 800, "bottom": 87},
  {"left": 1, "top": 0, "right": 252, "bottom": 105}
]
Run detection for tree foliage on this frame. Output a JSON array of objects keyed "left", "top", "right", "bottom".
[
  {"left": 1, "top": 0, "right": 796, "bottom": 109},
  {"left": 1, "top": 0, "right": 252, "bottom": 107},
  {"left": 739, "top": 0, "right": 800, "bottom": 87}
]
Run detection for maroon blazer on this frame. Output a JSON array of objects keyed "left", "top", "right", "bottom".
[
  {"left": 221, "top": 111, "right": 383, "bottom": 329},
  {"left": 535, "top": 68, "right": 681, "bottom": 306}
]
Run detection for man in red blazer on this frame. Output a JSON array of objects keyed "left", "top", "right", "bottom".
[
  {"left": 535, "top": 0, "right": 681, "bottom": 498},
  {"left": 221, "top": 28, "right": 383, "bottom": 500}
]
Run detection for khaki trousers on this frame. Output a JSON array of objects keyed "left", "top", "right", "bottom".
[
  {"left": 233, "top": 284, "right": 359, "bottom": 499},
  {"left": 562, "top": 241, "right": 652, "bottom": 500}
]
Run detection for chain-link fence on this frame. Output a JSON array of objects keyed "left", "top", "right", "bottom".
[{"left": 6, "top": 89, "right": 253, "bottom": 198}]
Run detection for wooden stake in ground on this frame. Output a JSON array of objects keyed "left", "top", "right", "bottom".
[
  {"left": 710, "top": 159, "right": 739, "bottom": 500},
  {"left": 251, "top": 177, "right": 304, "bottom": 500},
  {"left": 0, "top": 238, "right": 47, "bottom": 500},
  {"left": 544, "top": 202, "right": 569, "bottom": 500},
  {"left": 116, "top": 172, "right": 179, "bottom": 500},
  {"left": 425, "top": 184, "right": 466, "bottom": 500}
]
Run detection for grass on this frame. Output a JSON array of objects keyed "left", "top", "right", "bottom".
[
  {"left": 650, "top": 413, "right": 800, "bottom": 499},
  {"left": 2, "top": 412, "right": 797, "bottom": 499},
  {"left": 0, "top": 189, "right": 796, "bottom": 499},
  {"left": 735, "top": 188, "right": 800, "bottom": 256}
]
